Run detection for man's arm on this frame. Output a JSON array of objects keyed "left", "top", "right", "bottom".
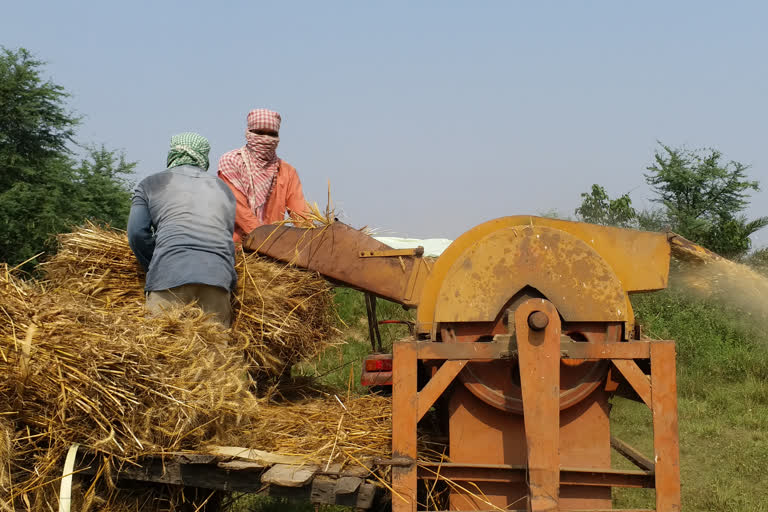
[
  {"left": 285, "top": 167, "right": 311, "bottom": 224},
  {"left": 127, "top": 187, "right": 155, "bottom": 271}
]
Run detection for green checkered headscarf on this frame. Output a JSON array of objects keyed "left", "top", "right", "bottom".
[{"left": 167, "top": 132, "right": 211, "bottom": 170}]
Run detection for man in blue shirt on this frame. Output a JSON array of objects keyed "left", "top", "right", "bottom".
[{"left": 127, "top": 132, "right": 238, "bottom": 327}]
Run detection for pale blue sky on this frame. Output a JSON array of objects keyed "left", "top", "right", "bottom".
[{"left": 3, "top": 1, "right": 766, "bottom": 246}]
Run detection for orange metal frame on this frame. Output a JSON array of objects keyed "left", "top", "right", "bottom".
[
  {"left": 391, "top": 299, "right": 681, "bottom": 512},
  {"left": 244, "top": 220, "right": 685, "bottom": 511}
]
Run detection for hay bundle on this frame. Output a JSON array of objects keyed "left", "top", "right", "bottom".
[
  {"left": 42, "top": 224, "right": 339, "bottom": 380},
  {"left": 0, "top": 270, "right": 256, "bottom": 456},
  {"left": 234, "top": 253, "right": 338, "bottom": 378},
  {"left": 0, "top": 418, "right": 12, "bottom": 508},
  {"left": 42, "top": 225, "right": 145, "bottom": 311},
  {"left": 0, "top": 265, "right": 261, "bottom": 509},
  {"left": 0, "top": 219, "right": 385, "bottom": 510},
  {"left": 244, "top": 393, "right": 391, "bottom": 465}
]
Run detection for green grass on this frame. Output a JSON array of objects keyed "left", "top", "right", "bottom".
[
  {"left": 294, "top": 288, "right": 414, "bottom": 391},
  {"left": 230, "top": 495, "right": 345, "bottom": 512},
  {"left": 248, "top": 287, "right": 768, "bottom": 511},
  {"left": 612, "top": 289, "right": 768, "bottom": 511}
]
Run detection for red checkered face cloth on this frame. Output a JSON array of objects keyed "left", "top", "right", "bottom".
[
  {"left": 247, "top": 109, "right": 281, "bottom": 133},
  {"left": 218, "top": 110, "right": 282, "bottom": 221}
]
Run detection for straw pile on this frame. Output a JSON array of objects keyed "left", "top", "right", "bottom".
[
  {"left": 41, "top": 223, "right": 339, "bottom": 381},
  {"left": 0, "top": 419, "right": 11, "bottom": 506},
  {"left": 245, "top": 393, "right": 391, "bottom": 465},
  {"left": 42, "top": 226, "right": 146, "bottom": 310},
  {"left": 233, "top": 252, "right": 337, "bottom": 378},
  {"left": 0, "top": 221, "right": 393, "bottom": 510},
  {"left": 0, "top": 265, "right": 260, "bottom": 509}
]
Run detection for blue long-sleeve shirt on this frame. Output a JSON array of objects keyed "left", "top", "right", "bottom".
[{"left": 127, "top": 165, "right": 238, "bottom": 292}]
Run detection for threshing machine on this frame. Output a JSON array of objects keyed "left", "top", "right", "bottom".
[{"left": 245, "top": 216, "right": 685, "bottom": 512}]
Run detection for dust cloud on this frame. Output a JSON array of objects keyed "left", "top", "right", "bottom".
[{"left": 671, "top": 244, "right": 768, "bottom": 332}]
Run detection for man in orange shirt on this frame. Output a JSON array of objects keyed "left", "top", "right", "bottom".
[{"left": 217, "top": 109, "right": 308, "bottom": 242}]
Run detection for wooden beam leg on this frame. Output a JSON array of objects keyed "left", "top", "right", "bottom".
[
  {"left": 650, "top": 342, "right": 681, "bottom": 512},
  {"left": 515, "top": 300, "right": 561, "bottom": 512},
  {"left": 392, "top": 341, "right": 418, "bottom": 512}
]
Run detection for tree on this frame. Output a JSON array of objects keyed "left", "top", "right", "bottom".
[
  {"left": 574, "top": 184, "right": 637, "bottom": 228},
  {"left": 71, "top": 146, "right": 135, "bottom": 227},
  {"left": 0, "top": 47, "right": 135, "bottom": 268},
  {"left": 0, "top": 48, "right": 77, "bottom": 191},
  {"left": 646, "top": 144, "right": 768, "bottom": 258},
  {"left": 575, "top": 145, "right": 767, "bottom": 259}
]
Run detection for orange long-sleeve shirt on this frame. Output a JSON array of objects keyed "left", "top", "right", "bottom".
[{"left": 218, "top": 161, "right": 308, "bottom": 242}]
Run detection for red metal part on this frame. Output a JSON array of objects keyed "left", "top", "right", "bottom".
[{"left": 360, "top": 353, "right": 393, "bottom": 387}]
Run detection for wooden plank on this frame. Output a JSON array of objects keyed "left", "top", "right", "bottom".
[
  {"left": 203, "top": 445, "right": 305, "bottom": 465},
  {"left": 612, "top": 359, "right": 652, "bottom": 408},
  {"left": 339, "top": 466, "right": 371, "bottom": 478},
  {"left": 416, "top": 359, "right": 468, "bottom": 421},
  {"left": 651, "top": 342, "right": 682, "bottom": 511},
  {"left": 76, "top": 455, "right": 270, "bottom": 491},
  {"left": 334, "top": 476, "right": 362, "bottom": 495},
  {"left": 178, "top": 462, "right": 264, "bottom": 492},
  {"left": 216, "top": 460, "right": 265, "bottom": 470},
  {"left": 317, "top": 462, "right": 371, "bottom": 478},
  {"left": 319, "top": 463, "right": 344, "bottom": 475},
  {"left": 309, "top": 477, "right": 378, "bottom": 509},
  {"left": 309, "top": 476, "right": 335, "bottom": 504},
  {"left": 262, "top": 464, "right": 318, "bottom": 487},
  {"left": 121, "top": 460, "right": 183, "bottom": 485},
  {"left": 355, "top": 482, "right": 378, "bottom": 509},
  {"left": 76, "top": 454, "right": 381, "bottom": 508},
  {"left": 171, "top": 453, "right": 218, "bottom": 464}
]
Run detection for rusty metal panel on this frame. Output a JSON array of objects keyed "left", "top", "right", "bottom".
[
  {"left": 414, "top": 340, "right": 656, "bottom": 361},
  {"left": 651, "top": 342, "right": 682, "bottom": 511},
  {"left": 416, "top": 216, "right": 670, "bottom": 334},
  {"left": 416, "top": 360, "right": 467, "bottom": 421},
  {"left": 417, "top": 340, "right": 514, "bottom": 360},
  {"left": 418, "top": 463, "right": 654, "bottom": 488},
  {"left": 391, "top": 341, "right": 418, "bottom": 512},
  {"left": 448, "top": 388, "right": 613, "bottom": 510},
  {"left": 244, "top": 223, "right": 429, "bottom": 307},
  {"left": 428, "top": 225, "right": 632, "bottom": 330},
  {"left": 668, "top": 232, "right": 722, "bottom": 263},
  {"left": 610, "top": 436, "right": 655, "bottom": 472},
  {"left": 564, "top": 341, "right": 653, "bottom": 360},
  {"left": 612, "top": 360, "right": 652, "bottom": 408},
  {"left": 515, "top": 300, "right": 562, "bottom": 511}
]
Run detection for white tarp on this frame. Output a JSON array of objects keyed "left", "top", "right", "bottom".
[{"left": 372, "top": 236, "right": 454, "bottom": 257}]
